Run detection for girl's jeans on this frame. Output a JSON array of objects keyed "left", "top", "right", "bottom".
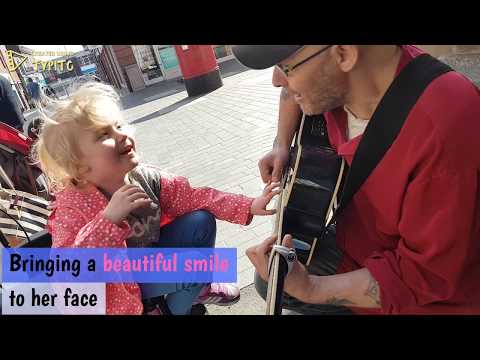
[{"left": 139, "top": 210, "right": 216, "bottom": 315}]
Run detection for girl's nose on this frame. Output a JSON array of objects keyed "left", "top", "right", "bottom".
[{"left": 113, "top": 126, "right": 128, "bottom": 142}]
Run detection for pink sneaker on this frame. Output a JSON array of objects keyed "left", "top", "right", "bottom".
[
  {"left": 145, "top": 307, "right": 163, "bottom": 315},
  {"left": 194, "top": 283, "right": 240, "bottom": 306}
]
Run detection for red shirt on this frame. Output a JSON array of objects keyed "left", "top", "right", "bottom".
[{"left": 325, "top": 45, "right": 480, "bottom": 314}]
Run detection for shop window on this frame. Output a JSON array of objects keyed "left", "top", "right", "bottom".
[
  {"left": 132, "top": 45, "right": 163, "bottom": 81},
  {"left": 214, "top": 45, "right": 228, "bottom": 59}
]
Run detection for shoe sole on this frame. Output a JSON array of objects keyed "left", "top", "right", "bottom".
[{"left": 200, "top": 296, "right": 241, "bottom": 307}]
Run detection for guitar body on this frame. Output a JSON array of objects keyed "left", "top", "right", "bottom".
[
  {"left": 282, "top": 114, "right": 345, "bottom": 267},
  {"left": 266, "top": 113, "right": 345, "bottom": 315}
]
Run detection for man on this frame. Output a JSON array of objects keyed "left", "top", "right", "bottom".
[
  {"left": 0, "top": 74, "right": 25, "bottom": 130},
  {"left": 232, "top": 45, "right": 480, "bottom": 314},
  {"left": 26, "top": 77, "right": 42, "bottom": 109}
]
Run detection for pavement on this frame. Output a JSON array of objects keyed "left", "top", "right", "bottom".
[
  {"left": 439, "top": 52, "right": 480, "bottom": 87},
  {"left": 121, "top": 58, "right": 281, "bottom": 315}
]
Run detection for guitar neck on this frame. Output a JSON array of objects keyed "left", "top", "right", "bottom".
[
  {"left": 265, "top": 114, "right": 307, "bottom": 315},
  {"left": 265, "top": 188, "right": 285, "bottom": 314}
]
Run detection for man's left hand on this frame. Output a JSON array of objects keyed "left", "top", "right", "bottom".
[{"left": 246, "top": 234, "right": 313, "bottom": 302}]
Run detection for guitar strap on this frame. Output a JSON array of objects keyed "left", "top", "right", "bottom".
[{"left": 326, "top": 54, "right": 453, "bottom": 224}]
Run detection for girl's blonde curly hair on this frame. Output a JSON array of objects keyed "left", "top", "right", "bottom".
[{"left": 31, "top": 82, "right": 132, "bottom": 191}]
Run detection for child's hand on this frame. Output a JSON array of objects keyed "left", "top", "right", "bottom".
[
  {"left": 250, "top": 182, "right": 281, "bottom": 216},
  {"left": 103, "top": 184, "right": 153, "bottom": 225}
]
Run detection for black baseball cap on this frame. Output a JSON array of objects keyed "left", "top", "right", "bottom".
[{"left": 232, "top": 45, "right": 303, "bottom": 70}]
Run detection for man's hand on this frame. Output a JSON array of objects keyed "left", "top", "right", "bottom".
[
  {"left": 246, "top": 234, "right": 313, "bottom": 302},
  {"left": 258, "top": 146, "right": 290, "bottom": 184},
  {"left": 250, "top": 182, "right": 281, "bottom": 216}
]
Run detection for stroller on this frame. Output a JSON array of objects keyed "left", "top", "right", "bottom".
[
  {"left": 0, "top": 122, "right": 53, "bottom": 313},
  {"left": 0, "top": 122, "right": 52, "bottom": 249}
]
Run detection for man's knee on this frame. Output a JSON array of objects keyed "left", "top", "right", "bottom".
[
  {"left": 253, "top": 271, "right": 354, "bottom": 315},
  {"left": 254, "top": 270, "right": 304, "bottom": 305},
  {"left": 254, "top": 271, "right": 268, "bottom": 301},
  {"left": 254, "top": 270, "right": 301, "bottom": 308}
]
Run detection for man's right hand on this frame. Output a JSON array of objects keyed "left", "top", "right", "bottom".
[
  {"left": 258, "top": 145, "right": 290, "bottom": 184},
  {"left": 102, "top": 184, "right": 152, "bottom": 225}
]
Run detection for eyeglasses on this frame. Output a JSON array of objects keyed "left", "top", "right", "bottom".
[{"left": 276, "top": 45, "right": 333, "bottom": 77}]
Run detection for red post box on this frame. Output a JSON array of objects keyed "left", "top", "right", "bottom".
[{"left": 174, "top": 45, "right": 223, "bottom": 97}]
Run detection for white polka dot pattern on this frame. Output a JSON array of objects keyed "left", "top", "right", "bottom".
[
  {"left": 49, "top": 185, "right": 142, "bottom": 315},
  {"left": 159, "top": 173, "right": 254, "bottom": 226}
]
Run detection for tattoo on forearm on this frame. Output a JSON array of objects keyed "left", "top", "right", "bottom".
[
  {"left": 365, "top": 275, "right": 381, "bottom": 306},
  {"left": 280, "top": 88, "right": 290, "bottom": 100},
  {"left": 325, "top": 297, "right": 355, "bottom": 306}
]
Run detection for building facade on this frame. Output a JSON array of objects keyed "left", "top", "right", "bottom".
[{"left": 101, "top": 45, "right": 235, "bottom": 93}]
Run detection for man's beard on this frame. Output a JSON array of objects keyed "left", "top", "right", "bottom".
[
  {"left": 300, "top": 94, "right": 345, "bottom": 116},
  {"left": 299, "top": 71, "right": 347, "bottom": 115}
]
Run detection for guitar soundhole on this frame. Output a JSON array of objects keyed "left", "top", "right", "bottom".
[
  {"left": 302, "top": 115, "right": 331, "bottom": 148},
  {"left": 311, "top": 118, "right": 326, "bottom": 138}
]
